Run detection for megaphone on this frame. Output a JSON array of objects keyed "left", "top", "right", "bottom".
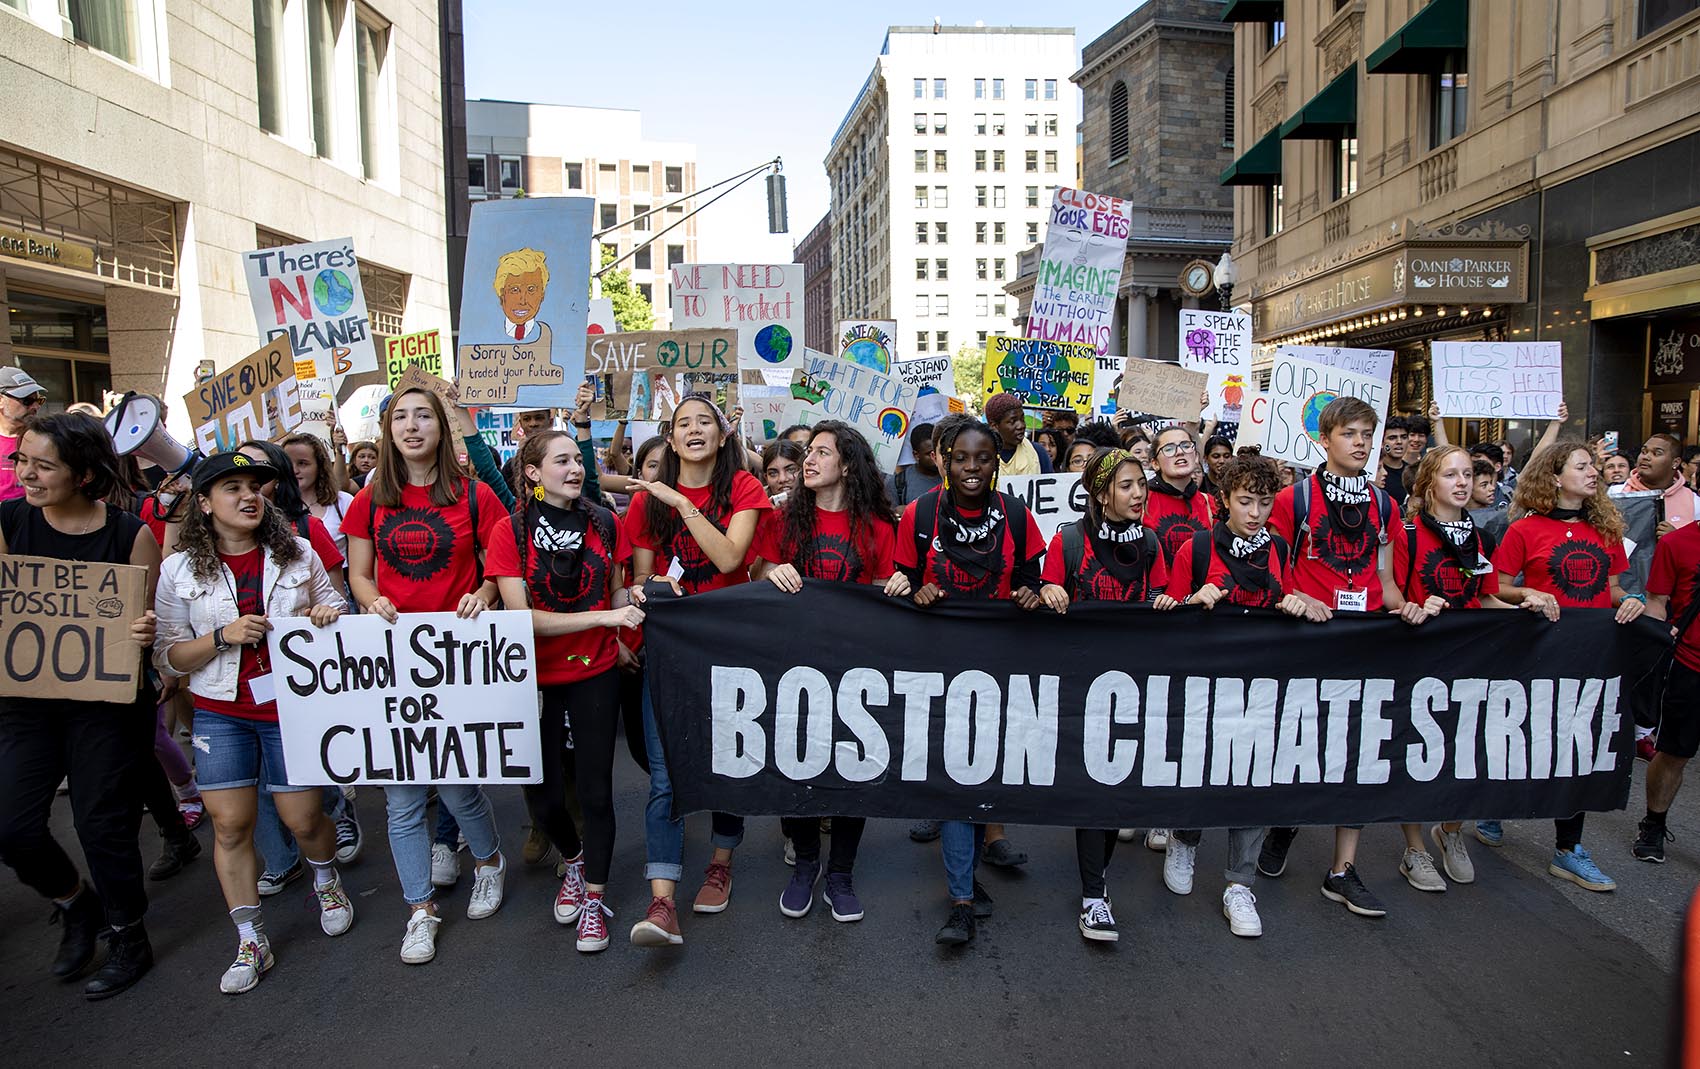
[{"left": 104, "top": 391, "right": 202, "bottom": 479}]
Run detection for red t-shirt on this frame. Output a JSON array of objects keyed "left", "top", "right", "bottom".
[
  {"left": 139, "top": 495, "right": 169, "bottom": 547},
  {"left": 1040, "top": 525, "right": 1169, "bottom": 602},
  {"left": 1391, "top": 518, "right": 1500, "bottom": 610},
  {"left": 300, "top": 513, "right": 343, "bottom": 575},
  {"left": 1493, "top": 514, "right": 1628, "bottom": 609},
  {"left": 894, "top": 489, "right": 1046, "bottom": 599},
  {"left": 1143, "top": 483, "right": 1214, "bottom": 566},
  {"left": 1649, "top": 523, "right": 1700, "bottom": 672},
  {"left": 625, "top": 470, "right": 771, "bottom": 595},
  {"left": 1269, "top": 475, "right": 1400, "bottom": 611},
  {"left": 485, "top": 503, "right": 630, "bottom": 685},
  {"left": 754, "top": 507, "right": 897, "bottom": 584},
  {"left": 342, "top": 480, "right": 508, "bottom": 613},
  {"left": 1166, "top": 533, "right": 1290, "bottom": 609},
  {"left": 192, "top": 548, "right": 274, "bottom": 722}
]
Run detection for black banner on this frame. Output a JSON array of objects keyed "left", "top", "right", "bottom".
[{"left": 643, "top": 584, "right": 1658, "bottom": 829}]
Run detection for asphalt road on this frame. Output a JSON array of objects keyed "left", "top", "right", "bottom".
[{"left": 2, "top": 753, "right": 1689, "bottom": 1066}]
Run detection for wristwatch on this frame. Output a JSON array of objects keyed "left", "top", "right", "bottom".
[{"left": 212, "top": 626, "right": 232, "bottom": 653}]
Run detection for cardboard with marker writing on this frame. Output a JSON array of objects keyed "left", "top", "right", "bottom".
[
  {"left": 0, "top": 555, "right": 148, "bottom": 703},
  {"left": 182, "top": 336, "right": 304, "bottom": 454}
]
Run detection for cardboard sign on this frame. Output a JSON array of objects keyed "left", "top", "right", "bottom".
[
  {"left": 183, "top": 337, "right": 304, "bottom": 454},
  {"left": 1179, "top": 309, "right": 1252, "bottom": 422},
  {"left": 999, "top": 472, "right": 1086, "bottom": 543},
  {"left": 269, "top": 611, "right": 544, "bottom": 785},
  {"left": 780, "top": 352, "right": 918, "bottom": 473},
  {"left": 670, "top": 263, "right": 804, "bottom": 372},
  {"left": 242, "top": 237, "right": 378, "bottom": 380},
  {"left": 586, "top": 328, "right": 737, "bottom": 419},
  {"left": 1026, "top": 188, "right": 1132, "bottom": 355},
  {"left": 1089, "top": 355, "right": 1125, "bottom": 417},
  {"left": 1264, "top": 348, "right": 1392, "bottom": 474},
  {"left": 838, "top": 320, "right": 898, "bottom": 373},
  {"left": 1116, "top": 359, "right": 1209, "bottom": 422},
  {"left": 1431, "top": 341, "right": 1562, "bottom": 419},
  {"left": 0, "top": 555, "right": 147, "bottom": 703},
  {"left": 294, "top": 374, "right": 336, "bottom": 446},
  {"left": 385, "top": 330, "right": 443, "bottom": 389},
  {"left": 456, "top": 198, "right": 592, "bottom": 408},
  {"left": 892, "top": 355, "right": 953, "bottom": 396},
  {"left": 392, "top": 363, "right": 460, "bottom": 408},
  {"left": 982, "top": 336, "right": 1096, "bottom": 414}
]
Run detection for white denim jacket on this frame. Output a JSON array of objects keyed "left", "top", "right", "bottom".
[{"left": 154, "top": 537, "right": 338, "bottom": 699}]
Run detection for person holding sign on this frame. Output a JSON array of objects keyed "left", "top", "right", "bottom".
[
  {"left": 1143, "top": 425, "right": 1216, "bottom": 568},
  {"left": 625, "top": 394, "right": 771, "bottom": 945},
  {"left": 153, "top": 452, "right": 353, "bottom": 994},
  {"left": 343, "top": 386, "right": 511, "bottom": 964},
  {"left": 1493, "top": 440, "right": 1644, "bottom": 893},
  {"left": 485, "top": 428, "right": 643, "bottom": 954},
  {"left": 752, "top": 421, "right": 906, "bottom": 924},
  {"left": 0, "top": 411, "right": 161, "bottom": 1000}
]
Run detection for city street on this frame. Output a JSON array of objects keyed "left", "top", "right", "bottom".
[{"left": 3, "top": 752, "right": 1687, "bottom": 1066}]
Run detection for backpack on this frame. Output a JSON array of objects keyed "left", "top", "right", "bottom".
[
  {"left": 365, "top": 478, "right": 485, "bottom": 584},
  {"left": 911, "top": 487, "right": 1031, "bottom": 583},
  {"left": 1291, "top": 473, "right": 1393, "bottom": 565},
  {"left": 1058, "top": 518, "right": 1159, "bottom": 599},
  {"left": 1189, "top": 527, "right": 1289, "bottom": 595}
]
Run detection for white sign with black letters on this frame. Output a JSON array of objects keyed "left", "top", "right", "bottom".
[{"left": 1000, "top": 472, "right": 1086, "bottom": 544}]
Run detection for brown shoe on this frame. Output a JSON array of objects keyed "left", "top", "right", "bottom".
[
  {"left": 522, "top": 825, "right": 553, "bottom": 866},
  {"left": 629, "top": 896, "right": 683, "bottom": 946},
  {"left": 693, "top": 861, "right": 732, "bottom": 914}
]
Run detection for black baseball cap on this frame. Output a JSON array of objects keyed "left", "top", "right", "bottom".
[{"left": 192, "top": 451, "right": 279, "bottom": 493}]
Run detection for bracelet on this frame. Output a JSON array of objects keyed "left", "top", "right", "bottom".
[
  {"left": 680, "top": 507, "right": 702, "bottom": 519},
  {"left": 1622, "top": 592, "right": 1646, "bottom": 604},
  {"left": 573, "top": 421, "right": 591, "bottom": 429}
]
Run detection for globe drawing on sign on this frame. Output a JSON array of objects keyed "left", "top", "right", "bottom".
[
  {"left": 754, "top": 324, "right": 794, "bottom": 365},
  {"left": 877, "top": 407, "right": 909, "bottom": 441},
  {"left": 999, "top": 350, "right": 1067, "bottom": 402},
  {"left": 313, "top": 269, "right": 356, "bottom": 317},
  {"left": 845, "top": 338, "right": 891, "bottom": 373},
  {"left": 1301, "top": 391, "right": 1339, "bottom": 444}
]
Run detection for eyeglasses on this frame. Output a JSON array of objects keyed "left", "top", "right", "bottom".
[
  {"left": 14, "top": 393, "right": 45, "bottom": 407},
  {"left": 1157, "top": 440, "right": 1197, "bottom": 457}
]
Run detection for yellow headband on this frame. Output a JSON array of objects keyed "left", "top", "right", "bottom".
[{"left": 1087, "top": 448, "right": 1136, "bottom": 497}]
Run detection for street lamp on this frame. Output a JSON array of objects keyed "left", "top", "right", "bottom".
[{"left": 1213, "top": 251, "right": 1238, "bottom": 311}]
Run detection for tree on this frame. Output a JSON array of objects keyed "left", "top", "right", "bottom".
[
  {"left": 952, "top": 342, "right": 985, "bottom": 412},
  {"left": 597, "top": 245, "right": 655, "bottom": 332}
]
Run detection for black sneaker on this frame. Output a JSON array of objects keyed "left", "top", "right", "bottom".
[
  {"left": 982, "top": 838, "right": 1029, "bottom": 868},
  {"left": 50, "top": 886, "right": 103, "bottom": 978},
  {"left": 1633, "top": 818, "right": 1673, "bottom": 863},
  {"left": 1321, "top": 863, "right": 1388, "bottom": 917},
  {"left": 909, "top": 819, "right": 941, "bottom": 843},
  {"left": 1079, "top": 899, "right": 1118, "bottom": 942},
  {"left": 935, "top": 902, "right": 976, "bottom": 946},
  {"left": 1257, "top": 827, "right": 1297, "bottom": 878},
  {"left": 256, "top": 860, "right": 302, "bottom": 897},
  {"left": 148, "top": 833, "right": 202, "bottom": 881},
  {"left": 971, "top": 880, "right": 995, "bottom": 919},
  {"left": 335, "top": 816, "right": 363, "bottom": 864},
  {"left": 83, "top": 924, "right": 153, "bottom": 1001}
]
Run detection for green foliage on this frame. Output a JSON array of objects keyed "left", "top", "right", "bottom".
[
  {"left": 597, "top": 244, "right": 655, "bottom": 332},
  {"left": 952, "top": 342, "right": 985, "bottom": 411}
]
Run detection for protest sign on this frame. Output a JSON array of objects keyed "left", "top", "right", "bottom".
[
  {"left": 0, "top": 555, "right": 147, "bottom": 703},
  {"left": 385, "top": 330, "right": 443, "bottom": 389},
  {"left": 269, "top": 611, "right": 543, "bottom": 785},
  {"left": 1026, "top": 188, "right": 1132, "bottom": 355},
  {"left": 456, "top": 198, "right": 592, "bottom": 408},
  {"left": 1233, "top": 391, "right": 1269, "bottom": 451},
  {"left": 838, "top": 321, "right": 898, "bottom": 373},
  {"left": 587, "top": 297, "right": 616, "bottom": 334},
  {"left": 982, "top": 336, "right": 1096, "bottom": 414},
  {"left": 644, "top": 583, "right": 1645, "bottom": 829},
  {"left": 243, "top": 236, "right": 378, "bottom": 380},
  {"left": 741, "top": 385, "right": 791, "bottom": 442},
  {"left": 586, "top": 328, "right": 737, "bottom": 419},
  {"left": 1431, "top": 341, "right": 1562, "bottom": 419},
  {"left": 182, "top": 337, "right": 304, "bottom": 454},
  {"left": 1116, "top": 359, "right": 1209, "bottom": 422},
  {"left": 338, "top": 384, "right": 386, "bottom": 444},
  {"left": 1264, "top": 347, "right": 1393, "bottom": 475},
  {"left": 780, "top": 351, "right": 918, "bottom": 474},
  {"left": 1179, "top": 309, "right": 1252, "bottom": 422},
  {"left": 671, "top": 263, "right": 804, "bottom": 372},
  {"left": 1089, "top": 356, "right": 1125, "bottom": 417},
  {"left": 1000, "top": 472, "right": 1086, "bottom": 543},
  {"left": 393, "top": 363, "right": 459, "bottom": 410},
  {"left": 892, "top": 355, "right": 953, "bottom": 397},
  {"left": 294, "top": 375, "right": 336, "bottom": 445},
  {"left": 476, "top": 409, "right": 519, "bottom": 464}
]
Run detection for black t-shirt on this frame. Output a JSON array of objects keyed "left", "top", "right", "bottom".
[{"left": 1383, "top": 462, "right": 1410, "bottom": 508}]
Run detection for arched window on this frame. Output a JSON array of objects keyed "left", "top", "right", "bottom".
[{"left": 1109, "top": 81, "right": 1130, "bottom": 164}]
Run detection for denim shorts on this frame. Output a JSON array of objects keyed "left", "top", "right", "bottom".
[{"left": 190, "top": 709, "right": 311, "bottom": 793}]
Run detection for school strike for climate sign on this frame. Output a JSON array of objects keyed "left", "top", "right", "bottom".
[
  {"left": 644, "top": 584, "right": 1646, "bottom": 829},
  {"left": 268, "top": 611, "right": 543, "bottom": 785},
  {"left": 1026, "top": 188, "right": 1132, "bottom": 356}
]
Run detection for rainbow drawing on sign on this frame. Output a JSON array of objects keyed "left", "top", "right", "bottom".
[
  {"left": 877, "top": 407, "right": 908, "bottom": 440},
  {"left": 1301, "top": 391, "right": 1338, "bottom": 444}
]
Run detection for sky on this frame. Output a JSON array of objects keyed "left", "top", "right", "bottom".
[{"left": 463, "top": 1, "right": 1144, "bottom": 266}]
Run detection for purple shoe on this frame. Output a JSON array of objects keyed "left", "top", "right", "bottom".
[
  {"left": 780, "top": 861, "right": 818, "bottom": 918},
  {"left": 822, "top": 872, "right": 863, "bottom": 923}
]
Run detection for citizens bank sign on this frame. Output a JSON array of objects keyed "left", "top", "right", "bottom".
[
  {"left": 0, "top": 226, "right": 96, "bottom": 273},
  {"left": 1254, "top": 242, "right": 1529, "bottom": 337}
]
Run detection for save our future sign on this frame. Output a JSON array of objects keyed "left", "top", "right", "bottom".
[{"left": 0, "top": 554, "right": 149, "bottom": 703}]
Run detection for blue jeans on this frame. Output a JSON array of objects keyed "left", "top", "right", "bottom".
[
  {"left": 940, "top": 821, "right": 984, "bottom": 902},
  {"left": 384, "top": 785, "right": 500, "bottom": 905},
  {"left": 641, "top": 684, "right": 684, "bottom": 882},
  {"left": 191, "top": 710, "right": 309, "bottom": 794},
  {"left": 435, "top": 799, "right": 460, "bottom": 847},
  {"left": 256, "top": 784, "right": 350, "bottom": 874}
]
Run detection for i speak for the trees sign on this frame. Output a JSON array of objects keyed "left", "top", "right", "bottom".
[{"left": 243, "top": 237, "right": 378, "bottom": 380}]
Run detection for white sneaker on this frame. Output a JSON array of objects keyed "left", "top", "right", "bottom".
[
  {"left": 1223, "top": 884, "right": 1262, "bottom": 937},
  {"left": 218, "top": 937, "right": 273, "bottom": 994},
  {"left": 1116, "top": 828, "right": 1137, "bottom": 842},
  {"left": 430, "top": 842, "right": 458, "bottom": 888},
  {"left": 1400, "top": 847, "right": 1447, "bottom": 892},
  {"left": 783, "top": 837, "right": 796, "bottom": 866},
  {"left": 553, "top": 856, "right": 586, "bottom": 926},
  {"left": 314, "top": 875, "right": 355, "bottom": 936},
  {"left": 1144, "top": 828, "right": 1169, "bottom": 851},
  {"left": 1430, "top": 824, "right": 1475, "bottom": 884},
  {"left": 400, "top": 910, "right": 441, "bottom": 965},
  {"left": 1163, "top": 839, "right": 1196, "bottom": 895},
  {"left": 467, "top": 854, "right": 506, "bottom": 920}
]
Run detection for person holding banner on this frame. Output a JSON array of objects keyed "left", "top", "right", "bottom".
[
  {"left": 0, "top": 411, "right": 161, "bottom": 999},
  {"left": 486, "top": 428, "right": 642, "bottom": 952},
  {"left": 153, "top": 452, "right": 355, "bottom": 994},
  {"left": 626, "top": 394, "right": 770, "bottom": 944},
  {"left": 343, "top": 386, "right": 511, "bottom": 964},
  {"left": 1143, "top": 425, "right": 1216, "bottom": 567},
  {"left": 1636, "top": 507, "right": 1700, "bottom": 864},
  {"left": 752, "top": 421, "right": 905, "bottom": 923},
  {"left": 1493, "top": 440, "right": 1644, "bottom": 892}
]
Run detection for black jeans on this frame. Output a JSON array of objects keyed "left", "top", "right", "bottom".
[
  {"left": 781, "top": 817, "right": 866, "bottom": 874},
  {"left": 1555, "top": 813, "right": 1586, "bottom": 851},
  {"left": 140, "top": 754, "right": 188, "bottom": 839},
  {"left": 1075, "top": 828, "right": 1119, "bottom": 899},
  {"left": 530, "top": 671, "right": 621, "bottom": 885},
  {"left": 0, "top": 700, "right": 152, "bottom": 928}
]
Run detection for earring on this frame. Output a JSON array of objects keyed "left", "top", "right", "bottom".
[{"left": 533, "top": 484, "right": 546, "bottom": 501}]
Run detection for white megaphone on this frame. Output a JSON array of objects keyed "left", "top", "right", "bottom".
[{"left": 104, "top": 391, "right": 203, "bottom": 482}]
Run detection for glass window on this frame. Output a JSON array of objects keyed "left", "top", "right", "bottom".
[
  {"left": 1026, "top": 114, "right": 1039, "bottom": 136},
  {"left": 598, "top": 163, "right": 617, "bottom": 189},
  {"left": 994, "top": 259, "right": 1007, "bottom": 281},
  {"left": 1045, "top": 114, "right": 1058, "bottom": 137},
  {"left": 1026, "top": 185, "right": 1039, "bottom": 207},
  {"left": 1044, "top": 150, "right": 1058, "bottom": 173},
  {"left": 992, "top": 114, "right": 1005, "bottom": 135},
  {"left": 632, "top": 166, "right": 650, "bottom": 192},
  {"left": 975, "top": 113, "right": 987, "bottom": 135},
  {"left": 666, "top": 166, "right": 684, "bottom": 192},
  {"left": 1264, "top": 183, "right": 1285, "bottom": 236},
  {"left": 1266, "top": 21, "right": 1285, "bottom": 49},
  {"left": 914, "top": 78, "right": 925, "bottom": 99},
  {"left": 307, "top": 0, "right": 341, "bottom": 158},
  {"left": 1025, "top": 222, "right": 1038, "bottom": 243},
  {"left": 977, "top": 258, "right": 988, "bottom": 280},
  {"left": 253, "top": 0, "right": 285, "bottom": 134},
  {"left": 915, "top": 295, "right": 930, "bottom": 317},
  {"left": 976, "top": 295, "right": 989, "bottom": 316},
  {"left": 634, "top": 246, "right": 651, "bottom": 270},
  {"left": 8, "top": 291, "right": 110, "bottom": 354},
  {"left": 977, "top": 330, "right": 988, "bottom": 347},
  {"left": 935, "top": 258, "right": 948, "bottom": 280},
  {"left": 1640, "top": 0, "right": 1700, "bottom": 35},
  {"left": 935, "top": 331, "right": 948, "bottom": 351},
  {"left": 1332, "top": 137, "right": 1359, "bottom": 200},
  {"left": 915, "top": 113, "right": 928, "bottom": 134},
  {"left": 1025, "top": 150, "right": 1038, "bottom": 172},
  {"left": 976, "top": 185, "right": 987, "bottom": 207},
  {"left": 915, "top": 150, "right": 928, "bottom": 173},
  {"left": 934, "top": 77, "right": 946, "bottom": 99},
  {"left": 934, "top": 149, "right": 947, "bottom": 171},
  {"left": 993, "top": 297, "right": 1006, "bottom": 318},
  {"left": 600, "top": 204, "right": 618, "bottom": 229},
  {"left": 1429, "top": 52, "right": 1470, "bottom": 148},
  {"left": 1025, "top": 79, "right": 1038, "bottom": 101},
  {"left": 975, "top": 77, "right": 986, "bottom": 99},
  {"left": 935, "top": 222, "right": 948, "bottom": 244},
  {"left": 1045, "top": 79, "right": 1058, "bottom": 101},
  {"left": 467, "top": 156, "right": 487, "bottom": 190},
  {"left": 993, "top": 150, "right": 1005, "bottom": 171},
  {"left": 992, "top": 78, "right": 1005, "bottom": 100},
  {"left": 915, "top": 185, "right": 929, "bottom": 208},
  {"left": 69, "top": 0, "right": 139, "bottom": 65},
  {"left": 667, "top": 244, "right": 685, "bottom": 267},
  {"left": 916, "top": 331, "right": 930, "bottom": 352},
  {"left": 633, "top": 204, "right": 651, "bottom": 231},
  {"left": 934, "top": 113, "right": 948, "bottom": 134},
  {"left": 976, "top": 222, "right": 988, "bottom": 244},
  {"left": 916, "top": 222, "right": 929, "bottom": 244},
  {"left": 354, "top": 10, "right": 389, "bottom": 180},
  {"left": 994, "top": 222, "right": 1006, "bottom": 244},
  {"left": 499, "top": 156, "right": 522, "bottom": 190},
  {"left": 637, "top": 282, "right": 652, "bottom": 304},
  {"left": 993, "top": 186, "right": 1006, "bottom": 208},
  {"left": 934, "top": 185, "right": 948, "bottom": 208},
  {"left": 917, "top": 258, "right": 929, "bottom": 280},
  {"left": 975, "top": 150, "right": 987, "bottom": 172},
  {"left": 566, "top": 163, "right": 584, "bottom": 189}
]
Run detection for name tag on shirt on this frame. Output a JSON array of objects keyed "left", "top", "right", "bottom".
[
  {"left": 248, "top": 672, "right": 276, "bottom": 705},
  {"left": 666, "top": 557, "right": 685, "bottom": 581},
  {"left": 1334, "top": 588, "right": 1368, "bottom": 613}
]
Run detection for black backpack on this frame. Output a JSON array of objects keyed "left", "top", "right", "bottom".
[
  {"left": 1057, "top": 518, "right": 1159, "bottom": 599},
  {"left": 1188, "top": 527, "right": 1289, "bottom": 595},
  {"left": 1290, "top": 473, "right": 1393, "bottom": 564},
  {"left": 910, "top": 487, "right": 1031, "bottom": 578}
]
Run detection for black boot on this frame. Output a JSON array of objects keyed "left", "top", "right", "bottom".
[
  {"left": 149, "top": 831, "right": 203, "bottom": 881},
  {"left": 84, "top": 924, "right": 153, "bottom": 1001},
  {"left": 50, "top": 886, "right": 103, "bottom": 979}
]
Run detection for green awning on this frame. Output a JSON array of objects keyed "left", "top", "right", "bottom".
[
  {"left": 1279, "top": 67, "right": 1358, "bottom": 140},
  {"left": 1367, "top": 0, "right": 1468, "bottom": 74},
  {"left": 1220, "top": 0, "right": 1283, "bottom": 22},
  {"left": 1219, "top": 126, "right": 1283, "bottom": 186}
]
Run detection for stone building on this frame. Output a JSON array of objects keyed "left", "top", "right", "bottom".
[{"left": 795, "top": 211, "right": 833, "bottom": 353}]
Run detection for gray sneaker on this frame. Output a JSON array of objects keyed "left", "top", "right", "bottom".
[
  {"left": 1400, "top": 847, "right": 1447, "bottom": 893},
  {"left": 1430, "top": 824, "right": 1475, "bottom": 884}
]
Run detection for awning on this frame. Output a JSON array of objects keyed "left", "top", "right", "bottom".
[
  {"left": 1220, "top": 0, "right": 1283, "bottom": 22},
  {"left": 1219, "top": 127, "right": 1283, "bottom": 186},
  {"left": 1279, "top": 67, "right": 1358, "bottom": 140},
  {"left": 1366, "top": 0, "right": 1468, "bottom": 74}
]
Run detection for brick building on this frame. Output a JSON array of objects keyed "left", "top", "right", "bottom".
[{"left": 795, "top": 211, "right": 833, "bottom": 353}]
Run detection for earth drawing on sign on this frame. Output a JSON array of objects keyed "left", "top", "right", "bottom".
[
  {"left": 755, "top": 324, "right": 794, "bottom": 365},
  {"left": 1301, "top": 391, "right": 1339, "bottom": 444}
]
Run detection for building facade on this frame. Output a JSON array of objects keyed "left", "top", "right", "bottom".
[
  {"left": 826, "top": 25, "right": 1078, "bottom": 362},
  {"left": 1010, "top": 0, "right": 1235, "bottom": 361},
  {"left": 795, "top": 211, "right": 833, "bottom": 353},
  {"left": 466, "top": 100, "right": 697, "bottom": 329},
  {"left": 0, "top": 0, "right": 451, "bottom": 427},
  {"left": 1221, "top": 0, "right": 1700, "bottom": 452}
]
